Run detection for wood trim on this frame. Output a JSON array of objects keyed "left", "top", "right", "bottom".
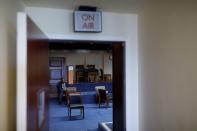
[
  {"left": 102, "top": 53, "right": 104, "bottom": 73},
  {"left": 112, "top": 42, "right": 126, "bottom": 131},
  {"left": 84, "top": 55, "right": 86, "bottom": 66}
]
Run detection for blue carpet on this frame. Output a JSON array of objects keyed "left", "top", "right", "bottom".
[{"left": 49, "top": 99, "right": 112, "bottom": 131}]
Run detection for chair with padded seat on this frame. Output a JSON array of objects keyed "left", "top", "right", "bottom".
[
  {"left": 95, "top": 86, "right": 105, "bottom": 104},
  {"left": 67, "top": 92, "right": 84, "bottom": 120},
  {"left": 98, "top": 89, "right": 110, "bottom": 108}
]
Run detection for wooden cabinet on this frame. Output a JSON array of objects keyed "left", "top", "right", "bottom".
[
  {"left": 49, "top": 57, "right": 65, "bottom": 82},
  {"left": 68, "top": 65, "right": 74, "bottom": 84}
]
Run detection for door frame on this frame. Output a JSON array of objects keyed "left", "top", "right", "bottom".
[{"left": 17, "top": 13, "right": 127, "bottom": 131}]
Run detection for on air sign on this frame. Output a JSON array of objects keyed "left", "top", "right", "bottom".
[{"left": 74, "top": 11, "right": 102, "bottom": 32}]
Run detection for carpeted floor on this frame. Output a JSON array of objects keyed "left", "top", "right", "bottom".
[{"left": 49, "top": 99, "right": 113, "bottom": 131}]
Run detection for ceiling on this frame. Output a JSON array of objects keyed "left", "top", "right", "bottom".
[
  {"left": 49, "top": 40, "right": 113, "bottom": 51},
  {"left": 23, "top": 0, "right": 139, "bottom": 13}
]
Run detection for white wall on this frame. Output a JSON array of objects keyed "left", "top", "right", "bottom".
[
  {"left": 50, "top": 51, "right": 86, "bottom": 65},
  {"left": 26, "top": 7, "right": 138, "bottom": 131},
  {"left": 139, "top": 2, "right": 197, "bottom": 131},
  {"left": 50, "top": 50, "right": 112, "bottom": 75},
  {"left": 0, "top": 0, "right": 24, "bottom": 131},
  {"left": 86, "top": 53, "right": 102, "bottom": 70}
]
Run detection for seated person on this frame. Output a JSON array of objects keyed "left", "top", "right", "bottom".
[{"left": 56, "top": 78, "right": 67, "bottom": 104}]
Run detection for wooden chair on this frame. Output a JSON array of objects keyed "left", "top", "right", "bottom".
[
  {"left": 98, "top": 89, "right": 110, "bottom": 108},
  {"left": 67, "top": 92, "right": 84, "bottom": 120},
  {"left": 104, "top": 74, "right": 112, "bottom": 82},
  {"left": 95, "top": 86, "right": 106, "bottom": 103},
  {"left": 88, "top": 73, "right": 97, "bottom": 83},
  {"left": 65, "top": 87, "right": 77, "bottom": 105}
]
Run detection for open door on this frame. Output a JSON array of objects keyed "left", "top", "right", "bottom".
[
  {"left": 27, "top": 16, "right": 49, "bottom": 131},
  {"left": 112, "top": 42, "right": 126, "bottom": 131},
  {"left": 17, "top": 13, "right": 49, "bottom": 131}
]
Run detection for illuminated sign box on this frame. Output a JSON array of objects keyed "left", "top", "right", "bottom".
[{"left": 74, "top": 11, "right": 102, "bottom": 32}]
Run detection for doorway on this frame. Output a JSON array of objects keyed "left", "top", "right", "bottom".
[
  {"left": 17, "top": 14, "right": 126, "bottom": 131},
  {"left": 48, "top": 40, "right": 125, "bottom": 131}
]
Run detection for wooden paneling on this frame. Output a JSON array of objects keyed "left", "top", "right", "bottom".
[
  {"left": 27, "top": 17, "right": 49, "bottom": 131},
  {"left": 112, "top": 43, "right": 126, "bottom": 131}
]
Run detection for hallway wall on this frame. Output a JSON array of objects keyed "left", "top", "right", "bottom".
[
  {"left": 0, "top": 0, "right": 24, "bottom": 131},
  {"left": 138, "top": 2, "right": 197, "bottom": 131}
]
